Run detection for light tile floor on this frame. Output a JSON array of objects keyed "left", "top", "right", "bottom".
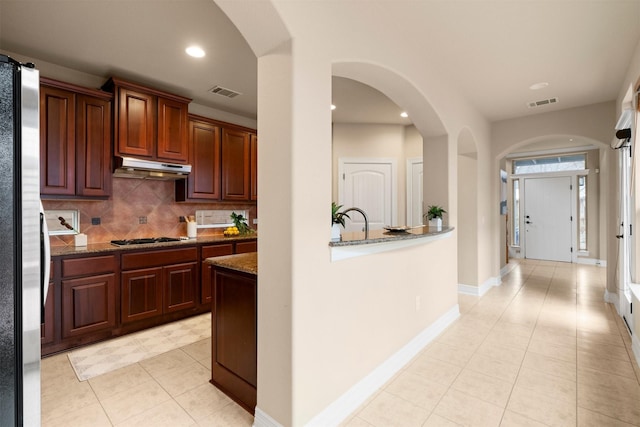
[
  {"left": 42, "top": 260, "right": 640, "bottom": 426},
  {"left": 344, "top": 260, "right": 640, "bottom": 427}
]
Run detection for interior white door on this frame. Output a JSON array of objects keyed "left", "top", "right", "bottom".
[
  {"left": 339, "top": 160, "right": 394, "bottom": 232},
  {"left": 524, "top": 176, "right": 572, "bottom": 262},
  {"left": 407, "top": 159, "right": 423, "bottom": 226}
]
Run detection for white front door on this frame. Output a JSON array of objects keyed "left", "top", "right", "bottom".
[
  {"left": 407, "top": 159, "right": 423, "bottom": 226},
  {"left": 339, "top": 159, "right": 395, "bottom": 232},
  {"left": 524, "top": 176, "right": 573, "bottom": 262}
]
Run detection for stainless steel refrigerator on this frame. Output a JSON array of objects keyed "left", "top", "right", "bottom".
[{"left": 0, "top": 54, "right": 43, "bottom": 426}]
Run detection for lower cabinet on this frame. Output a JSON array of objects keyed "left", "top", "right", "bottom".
[
  {"left": 42, "top": 238, "right": 256, "bottom": 356},
  {"left": 121, "top": 267, "right": 163, "bottom": 323},
  {"left": 211, "top": 266, "right": 257, "bottom": 414},
  {"left": 60, "top": 255, "right": 117, "bottom": 339},
  {"left": 201, "top": 243, "right": 234, "bottom": 304},
  {"left": 121, "top": 247, "right": 198, "bottom": 324}
]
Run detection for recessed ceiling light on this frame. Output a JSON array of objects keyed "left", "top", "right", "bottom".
[
  {"left": 400, "top": 112, "right": 408, "bottom": 118},
  {"left": 186, "top": 46, "right": 205, "bottom": 58},
  {"left": 529, "top": 82, "right": 549, "bottom": 90},
  {"left": 331, "top": 104, "right": 336, "bottom": 110}
]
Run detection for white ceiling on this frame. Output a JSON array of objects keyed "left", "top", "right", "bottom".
[{"left": 1, "top": 0, "right": 639, "bottom": 127}]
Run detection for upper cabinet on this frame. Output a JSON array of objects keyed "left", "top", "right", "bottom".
[
  {"left": 176, "top": 115, "right": 257, "bottom": 202},
  {"left": 221, "top": 128, "right": 251, "bottom": 201},
  {"left": 102, "top": 77, "right": 191, "bottom": 164},
  {"left": 40, "top": 78, "right": 112, "bottom": 198}
]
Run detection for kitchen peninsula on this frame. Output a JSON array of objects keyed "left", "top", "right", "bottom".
[
  {"left": 329, "top": 225, "right": 454, "bottom": 261},
  {"left": 206, "top": 252, "right": 257, "bottom": 414}
]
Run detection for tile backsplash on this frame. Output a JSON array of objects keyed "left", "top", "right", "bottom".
[{"left": 43, "top": 178, "right": 257, "bottom": 247}]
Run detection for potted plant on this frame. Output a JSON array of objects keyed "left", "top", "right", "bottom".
[
  {"left": 425, "top": 205, "right": 446, "bottom": 229},
  {"left": 331, "top": 202, "right": 350, "bottom": 241}
]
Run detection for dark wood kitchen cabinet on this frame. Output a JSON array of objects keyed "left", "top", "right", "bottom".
[
  {"left": 176, "top": 115, "right": 222, "bottom": 201},
  {"left": 210, "top": 261, "right": 257, "bottom": 414},
  {"left": 104, "top": 77, "right": 191, "bottom": 164},
  {"left": 176, "top": 116, "right": 257, "bottom": 203},
  {"left": 60, "top": 255, "right": 117, "bottom": 339},
  {"left": 120, "top": 247, "right": 198, "bottom": 324},
  {"left": 200, "top": 243, "right": 234, "bottom": 304},
  {"left": 221, "top": 127, "right": 251, "bottom": 201},
  {"left": 121, "top": 267, "right": 163, "bottom": 323},
  {"left": 40, "top": 78, "right": 112, "bottom": 198}
]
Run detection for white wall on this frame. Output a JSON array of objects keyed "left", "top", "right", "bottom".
[
  {"left": 491, "top": 103, "right": 615, "bottom": 270},
  {"left": 1, "top": 49, "right": 258, "bottom": 130},
  {"left": 332, "top": 123, "right": 422, "bottom": 225},
  {"left": 218, "top": 1, "right": 494, "bottom": 425}
]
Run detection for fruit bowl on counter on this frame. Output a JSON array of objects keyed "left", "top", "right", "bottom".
[{"left": 223, "top": 226, "right": 241, "bottom": 237}]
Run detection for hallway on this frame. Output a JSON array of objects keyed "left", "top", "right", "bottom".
[
  {"left": 345, "top": 260, "right": 640, "bottom": 426},
  {"left": 40, "top": 260, "right": 640, "bottom": 426}
]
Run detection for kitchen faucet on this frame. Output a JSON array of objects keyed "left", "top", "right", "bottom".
[{"left": 342, "top": 207, "right": 369, "bottom": 240}]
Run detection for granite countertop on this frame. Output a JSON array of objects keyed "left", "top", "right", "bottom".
[
  {"left": 205, "top": 252, "right": 257, "bottom": 275},
  {"left": 329, "top": 225, "right": 454, "bottom": 247},
  {"left": 50, "top": 234, "right": 257, "bottom": 257}
]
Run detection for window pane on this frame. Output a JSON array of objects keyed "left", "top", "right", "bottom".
[
  {"left": 578, "top": 175, "right": 587, "bottom": 251},
  {"left": 513, "top": 154, "right": 586, "bottom": 174},
  {"left": 513, "top": 179, "right": 520, "bottom": 246}
]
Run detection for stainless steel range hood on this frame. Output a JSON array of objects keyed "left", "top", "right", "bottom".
[{"left": 113, "top": 156, "right": 192, "bottom": 180}]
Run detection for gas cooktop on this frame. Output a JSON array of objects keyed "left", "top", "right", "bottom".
[{"left": 110, "top": 237, "right": 182, "bottom": 246}]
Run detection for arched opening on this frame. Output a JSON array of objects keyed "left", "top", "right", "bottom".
[
  {"left": 497, "top": 135, "right": 610, "bottom": 266},
  {"left": 331, "top": 63, "right": 448, "bottom": 231}
]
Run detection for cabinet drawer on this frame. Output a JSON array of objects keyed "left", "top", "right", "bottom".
[
  {"left": 121, "top": 247, "right": 197, "bottom": 270},
  {"left": 202, "top": 243, "right": 234, "bottom": 259},
  {"left": 62, "top": 255, "right": 116, "bottom": 278},
  {"left": 235, "top": 240, "right": 257, "bottom": 254}
]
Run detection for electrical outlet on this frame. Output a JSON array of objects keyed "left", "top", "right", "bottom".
[
  {"left": 253, "top": 218, "right": 258, "bottom": 224},
  {"left": 138, "top": 216, "right": 147, "bottom": 224},
  {"left": 91, "top": 217, "right": 101, "bottom": 225}
]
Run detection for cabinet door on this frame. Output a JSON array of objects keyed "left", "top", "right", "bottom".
[
  {"left": 121, "top": 267, "right": 163, "bottom": 323},
  {"left": 76, "top": 94, "right": 112, "bottom": 197},
  {"left": 61, "top": 273, "right": 116, "bottom": 338},
  {"left": 40, "top": 85, "right": 75, "bottom": 195},
  {"left": 164, "top": 262, "right": 197, "bottom": 313},
  {"left": 250, "top": 134, "right": 257, "bottom": 201},
  {"left": 212, "top": 268, "right": 257, "bottom": 410},
  {"left": 201, "top": 243, "right": 234, "bottom": 304},
  {"left": 188, "top": 118, "right": 221, "bottom": 200},
  {"left": 116, "top": 87, "right": 155, "bottom": 158},
  {"left": 157, "top": 97, "right": 189, "bottom": 163},
  {"left": 221, "top": 128, "right": 251, "bottom": 201}
]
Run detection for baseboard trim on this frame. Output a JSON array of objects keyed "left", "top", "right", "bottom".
[
  {"left": 458, "top": 276, "right": 500, "bottom": 297},
  {"left": 576, "top": 258, "right": 607, "bottom": 267},
  {"left": 633, "top": 335, "right": 640, "bottom": 370},
  {"left": 303, "top": 305, "right": 460, "bottom": 427},
  {"left": 500, "top": 262, "right": 518, "bottom": 277},
  {"left": 604, "top": 290, "right": 620, "bottom": 314},
  {"left": 253, "top": 407, "right": 283, "bottom": 427}
]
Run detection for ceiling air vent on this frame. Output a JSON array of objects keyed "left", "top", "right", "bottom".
[
  {"left": 208, "top": 85, "right": 242, "bottom": 99},
  {"left": 527, "top": 97, "right": 558, "bottom": 108}
]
